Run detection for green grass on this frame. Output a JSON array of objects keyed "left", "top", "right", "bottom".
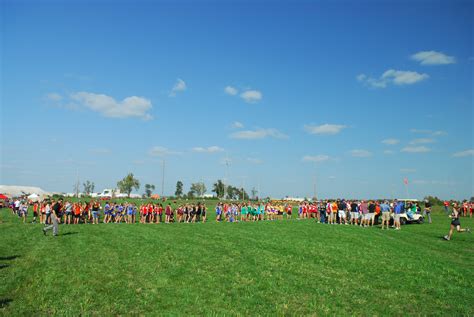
[{"left": 1, "top": 205, "right": 473, "bottom": 315}]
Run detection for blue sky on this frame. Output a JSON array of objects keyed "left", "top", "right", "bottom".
[{"left": 1, "top": 0, "right": 473, "bottom": 200}]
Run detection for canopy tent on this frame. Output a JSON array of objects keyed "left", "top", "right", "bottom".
[
  {"left": 0, "top": 194, "right": 8, "bottom": 200},
  {"left": 27, "top": 193, "right": 41, "bottom": 202}
]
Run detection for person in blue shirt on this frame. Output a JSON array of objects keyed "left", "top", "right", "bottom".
[
  {"left": 393, "top": 201, "right": 404, "bottom": 230},
  {"left": 215, "top": 204, "right": 222, "bottom": 222},
  {"left": 380, "top": 201, "right": 391, "bottom": 230},
  {"left": 103, "top": 202, "right": 111, "bottom": 224}
]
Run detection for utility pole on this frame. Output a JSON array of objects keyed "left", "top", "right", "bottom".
[
  {"left": 161, "top": 159, "right": 165, "bottom": 197},
  {"left": 74, "top": 169, "right": 80, "bottom": 198},
  {"left": 313, "top": 163, "right": 317, "bottom": 201},
  {"left": 224, "top": 153, "right": 230, "bottom": 200}
]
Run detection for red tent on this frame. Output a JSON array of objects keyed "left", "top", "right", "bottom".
[{"left": 0, "top": 194, "right": 8, "bottom": 199}]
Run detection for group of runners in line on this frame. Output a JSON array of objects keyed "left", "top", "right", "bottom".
[{"left": 6, "top": 197, "right": 472, "bottom": 239}]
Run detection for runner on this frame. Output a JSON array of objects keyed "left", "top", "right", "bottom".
[{"left": 444, "top": 203, "right": 471, "bottom": 240}]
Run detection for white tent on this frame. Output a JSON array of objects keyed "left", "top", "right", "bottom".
[{"left": 27, "top": 193, "right": 40, "bottom": 202}]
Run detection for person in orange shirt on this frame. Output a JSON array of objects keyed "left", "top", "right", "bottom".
[{"left": 73, "top": 203, "right": 81, "bottom": 224}]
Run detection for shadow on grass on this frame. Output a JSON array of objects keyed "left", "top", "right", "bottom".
[
  {"left": 0, "top": 264, "right": 9, "bottom": 269},
  {"left": 0, "top": 298, "right": 12, "bottom": 308},
  {"left": 62, "top": 232, "right": 79, "bottom": 236},
  {"left": 0, "top": 255, "right": 20, "bottom": 261}
]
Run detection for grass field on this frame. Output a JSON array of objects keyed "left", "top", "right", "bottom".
[{"left": 1, "top": 204, "right": 473, "bottom": 315}]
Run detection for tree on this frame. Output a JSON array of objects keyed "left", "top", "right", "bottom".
[
  {"left": 145, "top": 184, "right": 155, "bottom": 198},
  {"left": 83, "top": 180, "right": 95, "bottom": 196},
  {"left": 117, "top": 173, "right": 140, "bottom": 198},
  {"left": 187, "top": 190, "right": 195, "bottom": 199},
  {"left": 175, "top": 181, "right": 184, "bottom": 197},
  {"left": 237, "top": 188, "right": 249, "bottom": 200},
  {"left": 212, "top": 180, "right": 225, "bottom": 199},
  {"left": 190, "top": 182, "right": 207, "bottom": 197},
  {"left": 225, "top": 185, "right": 236, "bottom": 200},
  {"left": 423, "top": 195, "right": 443, "bottom": 206}
]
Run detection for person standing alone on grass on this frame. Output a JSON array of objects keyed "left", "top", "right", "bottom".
[
  {"left": 424, "top": 200, "right": 432, "bottom": 224},
  {"left": 43, "top": 199, "right": 61, "bottom": 236},
  {"left": 444, "top": 203, "right": 471, "bottom": 240}
]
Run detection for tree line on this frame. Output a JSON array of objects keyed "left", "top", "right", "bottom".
[{"left": 77, "top": 173, "right": 258, "bottom": 200}]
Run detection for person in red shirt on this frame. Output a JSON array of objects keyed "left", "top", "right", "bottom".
[
  {"left": 444, "top": 201, "right": 450, "bottom": 215},
  {"left": 302, "top": 202, "right": 308, "bottom": 219},
  {"left": 286, "top": 204, "right": 292, "bottom": 219}
]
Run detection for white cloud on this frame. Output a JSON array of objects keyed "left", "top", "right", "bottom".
[
  {"left": 409, "top": 138, "right": 436, "bottom": 145},
  {"left": 413, "top": 179, "right": 456, "bottom": 186},
  {"left": 89, "top": 148, "right": 111, "bottom": 155},
  {"left": 230, "top": 128, "right": 288, "bottom": 140},
  {"left": 328, "top": 176, "right": 336, "bottom": 179},
  {"left": 224, "top": 86, "right": 238, "bottom": 96},
  {"left": 452, "top": 149, "right": 474, "bottom": 157},
  {"left": 302, "top": 155, "right": 330, "bottom": 163},
  {"left": 400, "top": 168, "right": 416, "bottom": 173},
  {"left": 192, "top": 146, "right": 224, "bottom": 153},
  {"left": 350, "top": 149, "right": 372, "bottom": 158},
  {"left": 410, "top": 129, "right": 447, "bottom": 136},
  {"left": 46, "top": 93, "right": 63, "bottom": 102},
  {"left": 401, "top": 146, "right": 431, "bottom": 153},
  {"left": 240, "top": 90, "right": 262, "bottom": 103},
  {"left": 247, "top": 158, "right": 263, "bottom": 164},
  {"left": 382, "top": 138, "right": 400, "bottom": 145},
  {"left": 149, "top": 146, "right": 180, "bottom": 157},
  {"left": 384, "top": 150, "right": 395, "bottom": 155},
  {"left": 71, "top": 92, "right": 153, "bottom": 120},
  {"left": 357, "top": 69, "right": 429, "bottom": 88},
  {"left": 411, "top": 51, "right": 456, "bottom": 65},
  {"left": 169, "top": 78, "right": 186, "bottom": 97},
  {"left": 304, "top": 124, "right": 346, "bottom": 135},
  {"left": 382, "top": 69, "right": 429, "bottom": 85},
  {"left": 231, "top": 121, "right": 244, "bottom": 129},
  {"left": 432, "top": 130, "right": 447, "bottom": 136}
]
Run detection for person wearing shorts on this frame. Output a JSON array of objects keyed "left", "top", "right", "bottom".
[
  {"left": 286, "top": 204, "right": 292, "bottom": 220},
  {"left": 32, "top": 202, "right": 39, "bottom": 223},
  {"left": 62, "top": 201, "right": 71, "bottom": 225},
  {"left": 380, "top": 201, "right": 391, "bottom": 230},
  {"left": 350, "top": 201, "right": 359, "bottom": 225},
  {"left": 367, "top": 201, "right": 376, "bottom": 227},
  {"left": 338, "top": 200, "right": 348, "bottom": 225},
  {"left": 202, "top": 205, "right": 207, "bottom": 223},
  {"left": 165, "top": 204, "right": 172, "bottom": 223},
  {"left": 393, "top": 201, "right": 403, "bottom": 230},
  {"left": 359, "top": 201, "right": 368, "bottom": 227},
  {"left": 92, "top": 202, "right": 100, "bottom": 224},
  {"left": 241, "top": 205, "right": 248, "bottom": 222},
  {"left": 444, "top": 203, "right": 471, "bottom": 240}
]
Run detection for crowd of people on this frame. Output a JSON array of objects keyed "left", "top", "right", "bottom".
[{"left": 6, "top": 197, "right": 473, "bottom": 239}]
